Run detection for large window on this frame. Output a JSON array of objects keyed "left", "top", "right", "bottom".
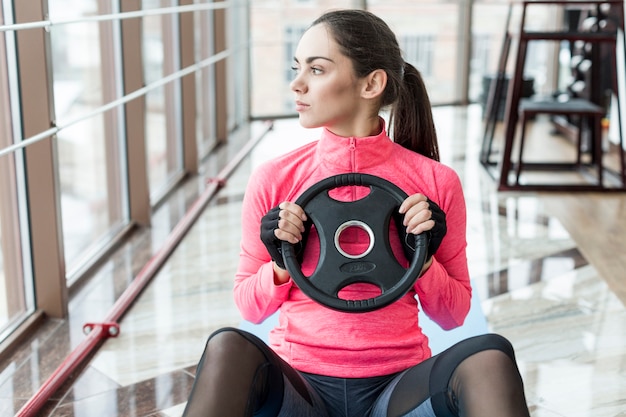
[
  {"left": 370, "top": 1, "right": 462, "bottom": 104},
  {"left": 0, "top": 1, "right": 35, "bottom": 341},
  {"left": 142, "top": 0, "right": 184, "bottom": 204},
  {"left": 0, "top": 0, "right": 247, "bottom": 349},
  {"left": 400, "top": 34, "right": 435, "bottom": 77},
  {"left": 49, "top": 0, "right": 129, "bottom": 279},
  {"left": 194, "top": 4, "right": 218, "bottom": 158}
]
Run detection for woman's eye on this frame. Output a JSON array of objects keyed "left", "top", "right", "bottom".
[{"left": 291, "top": 65, "right": 322, "bottom": 77}]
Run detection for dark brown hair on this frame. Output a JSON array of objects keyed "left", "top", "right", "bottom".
[{"left": 311, "top": 9, "right": 440, "bottom": 161}]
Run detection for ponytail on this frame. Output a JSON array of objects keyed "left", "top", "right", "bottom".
[{"left": 390, "top": 62, "right": 440, "bottom": 162}]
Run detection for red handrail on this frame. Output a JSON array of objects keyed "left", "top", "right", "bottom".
[{"left": 16, "top": 122, "right": 273, "bottom": 417}]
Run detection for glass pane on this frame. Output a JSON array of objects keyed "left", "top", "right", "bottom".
[
  {"left": 48, "top": 1, "right": 128, "bottom": 277},
  {"left": 143, "top": 0, "right": 183, "bottom": 203},
  {"left": 194, "top": 6, "right": 217, "bottom": 159},
  {"left": 470, "top": 2, "right": 512, "bottom": 110},
  {"left": 471, "top": 2, "right": 566, "bottom": 117},
  {"left": 0, "top": 5, "right": 35, "bottom": 339},
  {"left": 231, "top": 2, "right": 249, "bottom": 130},
  {"left": 56, "top": 113, "right": 125, "bottom": 269},
  {"left": 516, "top": 3, "right": 567, "bottom": 97},
  {"left": 369, "top": 0, "right": 460, "bottom": 105}
]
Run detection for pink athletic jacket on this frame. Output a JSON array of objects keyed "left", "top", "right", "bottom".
[{"left": 234, "top": 120, "right": 471, "bottom": 378}]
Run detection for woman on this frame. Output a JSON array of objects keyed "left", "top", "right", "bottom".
[{"left": 183, "top": 9, "right": 530, "bottom": 417}]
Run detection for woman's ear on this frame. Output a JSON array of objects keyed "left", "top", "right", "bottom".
[{"left": 361, "top": 69, "right": 387, "bottom": 100}]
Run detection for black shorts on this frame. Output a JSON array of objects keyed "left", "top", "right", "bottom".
[{"left": 231, "top": 329, "right": 515, "bottom": 417}]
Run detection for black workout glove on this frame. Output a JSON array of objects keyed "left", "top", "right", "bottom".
[
  {"left": 260, "top": 206, "right": 310, "bottom": 269},
  {"left": 400, "top": 198, "right": 447, "bottom": 262}
]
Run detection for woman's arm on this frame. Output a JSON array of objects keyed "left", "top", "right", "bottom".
[
  {"left": 233, "top": 171, "right": 294, "bottom": 323},
  {"left": 413, "top": 170, "right": 472, "bottom": 330}
]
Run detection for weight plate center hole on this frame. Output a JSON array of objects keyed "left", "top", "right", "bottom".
[{"left": 334, "top": 220, "right": 375, "bottom": 259}]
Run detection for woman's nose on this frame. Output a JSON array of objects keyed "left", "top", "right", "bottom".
[{"left": 290, "top": 74, "right": 306, "bottom": 93}]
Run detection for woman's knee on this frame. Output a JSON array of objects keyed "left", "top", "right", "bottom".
[
  {"left": 204, "top": 328, "right": 263, "bottom": 359},
  {"left": 442, "top": 333, "right": 515, "bottom": 362},
  {"left": 194, "top": 327, "right": 267, "bottom": 374},
  {"left": 483, "top": 333, "right": 515, "bottom": 357},
  {"left": 207, "top": 327, "right": 246, "bottom": 350},
  {"left": 450, "top": 334, "right": 524, "bottom": 390},
  {"left": 430, "top": 334, "right": 518, "bottom": 393},
  {"left": 454, "top": 334, "right": 519, "bottom": 373},
  {"left": 458, "top": 348, "right": 519, "bottom": 377}
]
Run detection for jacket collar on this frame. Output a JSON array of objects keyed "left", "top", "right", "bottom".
[{"left": 316, "top": 118, "right": 394, "bottom": 171}]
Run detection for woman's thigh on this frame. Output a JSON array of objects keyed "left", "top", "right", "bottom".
[
  {"left": 369, "top": 334, "right": 516, "bottom": 417},
  {"left": 225, "top": 329, "right": 329, "bottom": 417},
  {"left": 273, "top": 371, "right": 329, "bottom": 417},
  {"left": 369, "top": 357, "right": 438, "bottom": 417}
]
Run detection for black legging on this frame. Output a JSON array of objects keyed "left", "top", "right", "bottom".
[{"left": 183, "top": 328, "right": 530, "bottom": 417}]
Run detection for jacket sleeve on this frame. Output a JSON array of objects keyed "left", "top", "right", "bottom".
[
  {"left": 414, "top": 167, "right": 472, "bottom": 330},
  {"left": 233, "top": 165, "right": 294, "bottom": 324}
]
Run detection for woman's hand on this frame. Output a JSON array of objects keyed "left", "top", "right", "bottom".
[
  {"left": 399, "top": 194, "right": 435, "bottom": 235},
  {"left": 398, "top": 194, "right": 447, "bottom": 274},
  {"left": 260, "top": 202, "right": 308, "bottom": 284},
  {"left": 273, "top": 202, "right": 308, "bottom": 244}
]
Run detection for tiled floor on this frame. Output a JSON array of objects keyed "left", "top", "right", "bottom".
[{"left": 1, "top": 105, "right": 625, "bottom": 416}]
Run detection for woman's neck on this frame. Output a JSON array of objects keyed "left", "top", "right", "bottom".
[{"left": 327, "top": 115, "right": 382, "bottom": 138}]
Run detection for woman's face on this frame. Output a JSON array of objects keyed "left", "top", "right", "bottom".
[{"left": 290, "top": 24, "right": 368, "bottom": 136}]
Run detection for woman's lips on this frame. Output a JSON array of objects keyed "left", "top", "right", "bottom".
[{"left": 295, "top": 101, "right": 309, "bottom": 112}]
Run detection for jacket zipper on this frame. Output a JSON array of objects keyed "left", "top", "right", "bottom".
[
  {"left": 349, "top": 138, "right": 357, "bottom": 200},
  {"left": 349, "top": 137, "right": 356, "bottom": 170}
]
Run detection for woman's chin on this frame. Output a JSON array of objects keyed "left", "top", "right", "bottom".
[{"left": 297, "top": 117, "right": 321, "bottom": 130}]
